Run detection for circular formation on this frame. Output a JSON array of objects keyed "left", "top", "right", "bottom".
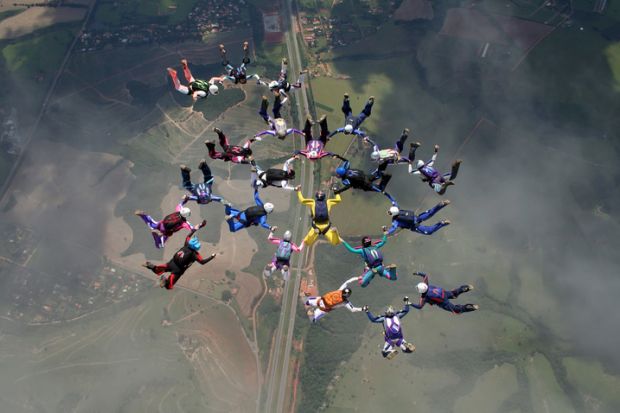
[{"left": 140, "top": 42, "right": 478, "bottom": 359}]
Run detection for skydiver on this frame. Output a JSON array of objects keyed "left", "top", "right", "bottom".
[
  {"left": 224, "top": 188, "right": 276, "bottom": 232},
  {"left": 305, "top": 277, "right": 362, "bottom": 322},
  {"left": 297, "top": 188, "right": 341, "bottom": 246},
  {"left": 250, "top": 157, "right": 297, "bottom": 191},
  {"left": 411, "top": 272, "right": 479, "bottom": 314},
  {"left": 262, "top": 57, "right": 306, "bottom": 104},
  {"left": 328, "top": 94, "right": 374, "bottom": 138},
  {"left": 255, "top": 94, "right": 304, "bottom": 140},
  {"left": 340, "top": 230, "right": 397, "bottom": 288},
  {"left": 167, "top": 59, "right": 224, "bottom": 100},
  {"left": 135, "top": 202, "right": 206, "bottom": 249},
  {"left": 180, "top": 160, "right": 225, "bottom": 205},
  {"left": 143, "top": 228, "right": 217, "bottom": 290},
  {"left": 265, "top": 229, "right": 304, "bottom": 280},
  {"left": 386, "top": 202, "right": 450, "bottom": 236},
  {"left": 332, "top": 158, "right": 396, "bottom": 205},
  {"left": 364, "top": 298, "right": 416, "bottom": 359},
  {"left": 205, "top": 127, "right": 255, "bottom": 164},
  {"left": 292, "top": 115, "right": 344, "bottom": 161},
  {"left": 365, "top": 129, "right": 416, "bottom": 173},
  {"left": 408, "top": 144, "right": 462, "bottom": 195},
  {"left": 219, "top": 41, "right": 261, "bottom": 85}
]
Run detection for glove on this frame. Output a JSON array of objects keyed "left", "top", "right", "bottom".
[
  {"left": 211, "top": 253, "right": 217, "bottom": 258},
  {"left": 403, "top": 296, "right": 409, "bottom": 303},
  {"left": 362, "top": 305, "right": 369, "bottom": 313},
  {"left": 200, "top": 219, "right": 207, "bottom": 228}
]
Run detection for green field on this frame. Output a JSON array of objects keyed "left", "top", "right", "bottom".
[{"left": 95, "top": 0, "right": 202, "bottom": 26}]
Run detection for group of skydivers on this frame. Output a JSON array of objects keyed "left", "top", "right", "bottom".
[{"left": 138, "top": 42, "right": 478, "bottom": 359}]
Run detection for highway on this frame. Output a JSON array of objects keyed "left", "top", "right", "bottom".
[{"left": 262, "top": 0, "right": 313, "bottom": 411}]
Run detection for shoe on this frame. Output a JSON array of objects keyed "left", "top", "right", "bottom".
[
  {"left": 441, "top": 220, "right": 451, "bottom": 225},
  {"left": 318, "top": 114, "right": 326, "bottom": 123},
  {"left": 219, "top": 44, "right": 225, "bottom": 50},
  {"left": 385, "top": 350, "right": 398, "bottom": 360},
  {"left": 440, "top": 200, "right": 451, "bottom": 206},
  {"left": 404, "top": 342, "right": 416, "bottom": 352},
  {"left": 204, "top": 140, "right": 214, "bottom": 146},
  {"left": 134, "top": 209, "right": 145, "bottom": 216},
  {"left": 462, "top": 284, "right": 474, "bottom": 292},
  {"left": 180, "top": 164, "right": 191, "bottom": 172},
  {"left": 213, "top": 127, "right": 222, "bottom": 134},
  {"left": 142, "top": 261, "right": 155, "bottom": 270},
  {"left": 198, "top": 159, "right": 206, "bottom": 169},
  {"left": 167, "top": 68, "right": 177, "bottom": 76},
  {"left": 444, "top": 181, "right": 455, "bottom": 187},
  {"left": 180, "top": 59, "right": 188, "bottom": 67},
  {"left": 343, "top": 93, "right": 349, "bottom": 100},
  {"left": 453, "top": 159, "right": 463, "bottom": 166},
  {"left": 306, "top": 114, "right": 314, "bottom": 125},
  {"left": 464, "top": 304, "right": 479, "bottom": 311},
  {"left": 410, "top": 142, "right": 420, "bottom": 148},
  {"left": 243, "top": 41, "right": 249, "bottom": 49},
  {"left": 159, "top": 274, "right": 168, "bottom": 288},
  {"left": 368, "top": 96, "right": 375, "bottom": 103},
  {"left": 402, "top": 128, "right": 409, "bottom": 136},
  {"left": 282, "top": 57, "right": 288, "bottom": 65},
  {"left": 434, "top": 144, "right": 440, "bottom": 152}
]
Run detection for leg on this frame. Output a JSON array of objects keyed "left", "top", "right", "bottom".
[
  {"left": 414, "top": 222, "right": 449, "bottom": 235},
  {"left": 381, "top": 265, "right": 398, "bottom": 281},
  {"left": 439, "top": 301, "right": 474, "bottom": 314},
  {"left": 449, "top": 285, "right": 473, "bottom": 298},
  {"left": 302, "top": 227, "right": 319, "bottom": 246},
  {"left": 216, "top": 129, "right": 230, "bottom": 150},
  {"left": 199, "top": 159, "right": 213, "bottom": 182},
  {"left": 242, "top": 40, "right": 250, "bottom": 64},
  {"left": 149, "top": 263, "right": 170, "bottom": 276},
  {"left": 341, "top": 94, "right": 352, "bottom": 117},
  {"left": 181, "top": 60, "right": 195, "bottom": 83},
  {"left": 151, "top": 232, "right": 167, "bottom": 249},
  {"left": 167, "top": 68, "right": 190, "bottom": 95},
  {"left": 136, "top": 212, "right": 160, "bottom": 230},
  {"left": 219, "top": 44, "right": 229, "bottom": 66},
  {"left": 417, "top": 201, "right": 448, "bottom": 222},
  {"left": 450, "top": 160, "right": 462, "bottom": 180},
  {"left": 205, "top": 142, "right": 224, "bottom": 160},
  {"left": 377, "top": 173, "right": 392, "bottom": 191},
  {"left": 361, "top": 96, "right": 374, "bottom": 117},
  {"left": 180, "top": 167, "right": 193, "bottom": 190},
  {"left": 395, "top": 129, "right": 409, "bottom": 153},
  {"left": 259, "top": 96, "right": 270, "bottom": 122},
  {"left": 273, "top": 93, "right": 283, "bottom": 119},
  {"left": 399, "top": 340, "right": 416, "bottom": 353},
  {"left": 303, "top": 117, "right": 313, "bottom": 146},
  {"left": 305, "top": 297, "right": 320, "bottom": 307},
  {"left": 359, "top": 268, "right": 375, "bottom": 288},
  {"left": 312, "top": 308, "right": 328, "bottom": 323},
  {"left": 318, "top": 115, "right": 329, "bottom": 144},
  {"left": 407, "top": 142, "right": 419, "bottom": 162},
  {"left": 325, "top": 228, "right": 341, "bottom": 245},
  {"left": 382, "top": 341, "right": 397, "bottom": 358}
]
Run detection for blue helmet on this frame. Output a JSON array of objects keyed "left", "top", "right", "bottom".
[
  {"left": 335, "top": 166, "right": 347, "bottom": 177},
  {"left": 188, "top": 236, "right": 201, "bottom": 251}
]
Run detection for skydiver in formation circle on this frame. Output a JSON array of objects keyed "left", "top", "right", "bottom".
[
  {"left": 167, "top": 59, "right": 223, "bottom": 100},
  {"left": 205, "top": 127, "right": 255, "bottom": 164},
  {"left": 135, "top": 202, "right": 206, "bottom": 249},
  {"left": 364, "top": 298, "right": 416, "bottom": 359},
  {"left": 305, "top": 277, "right": 362, "bottom": 322},
  {"left": 408, "top": 144, "right": 462, "bottom": 195},
  {"left": 180, "top": 160, "right": 225, "bottom": 205},
  {"left": 340, "top": 230, "right": 397, "bottom": 287},
  {"left": 365, "top": 128, "right": 415, "bottom": 173},
  {"left": 292, "top": 115, "right": 345, "bottom": 161},
  {"left": 333, "top": 158, "right": 396, "bottom": 205},
  {"left": 224, "top": 188, "right": 275, "bottom": 232},
  {"left": 297, "top": 188, "right": 342, "bottom": 246},
  {"left": 329, "top": 94, "right": 374, "bottom": 138},
  {"left": 256, "top": 95, "right": 304, "bottom": 140},
  {"left": 264, "top": 229, "right": 304, "bottom": 280},
  {"left": 411, "top": 272, "right": 479, "bottom": 313},
  {"left": 219, "top": 41, "right": 262, "bottom": 85},
  {"left": 386, "top": 201, "right": 450, "bottom": 236},
  {"left": 250, "top": 158, "right": 297, "bottom": 191},
  {"left": 143, "top": 228, "right": 217, "bottom": 289}
]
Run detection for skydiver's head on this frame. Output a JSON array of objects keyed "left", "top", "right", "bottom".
[
  {"left": 315, "top": 190, "right": 326, "bottom": 201},
  {"left": 385, "top": 306, "right": 395, "bottom": 317},
  {"left": 179, "top": 207, "right": 191, "bottom": 219},
  {"left": 274, "top": 118, "right": 288, "bottom": 139},
  {"left": 361, "top": 236, "right": 372, "bottom": 248},
  {"left": 188, "top": 236, "right": 201, "bottom": 251},
  {"left": 269, "top": 80, "right": 279, "bottom": 90},
  {"left": 371, "top": 151, "right": 380, "bottom": 161},
  {"left": 416, "top": 282, "right": 428, "bottom": 294},
  {"left": 264, "top": 203, "right": 275, "bottom": 214},
  {"left": 388, "top": 206, "right": 400, "bottom": 216},
  {"left": 335, "top": 166, "right": 347, "bottom": 178},
  {"left": 283, "top": 230, "right": 292, "bottom": 242},
  {"left": 209, "top": 84, "right": 219, "bottom": 95},
  {"left": 344, "top": 124, "right": 354, "bottom": 134},
  {"left": 309, "top": 150, "right": 318, "bottom": 158},
  {"left": 416, "top": 160, "right": 425, "bottom": 169},
  {"left": 342, "top": 288, "right": 352, "bottom": 300},
  {"left": 242, "top": 147, "right": 253, "bottom": 156}
]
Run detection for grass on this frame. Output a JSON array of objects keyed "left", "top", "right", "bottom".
[
  {"left": 0, "top": 9, "right": 23, "bottom": 22},
  {"left": 526, "top": 354, "right": 576, "bottom": 412},
  {"left": 454, "top": 363, "right": 519, "bottom": 413},
  {"left": 563, "top": 357, "right": 620, "bottom": 411},
  {"left": 94, "top": 0, "right": 202, "bottom": 26}
]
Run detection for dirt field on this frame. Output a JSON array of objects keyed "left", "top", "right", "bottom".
[{"left": 0, "top": 7, "right": 86, "bottom": 39}]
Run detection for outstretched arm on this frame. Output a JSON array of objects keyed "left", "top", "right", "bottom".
[
  {"left": 396, "top": 303, "right": 410, "bottom": 319},
  {"left": 338, "top": 276, "right": 359, "bottom": 290},
  {"left": 375, "top": 233, "right": 388, "bottom": 249},
  {"left": 255, "top": 130, "right": 276, "bottom": 138},
  {"left": 296, "top": 188, "right": 314, "bottom": 207},
  {"left": 367, "top": 311, "right": 384, "bottom": 323},
  {"left": 254, "top": 188, "right": 264, "bottom": 207},
  {"left": 328, "top": 128, "right": 344, "bottom": 138},
  {"left": 196, "top": 252, "right": 217, "bottom": 265},
  {"left": 267, "top": 231, "right": 280, "bottom": 245},
  {"left": 343, "top": 302, "right": 362, "bottom": 312},
  {"left": 258, "top": 216, "right": 271, "bottom": 230},
  {"left": 327, "top": 194, "right": 342, "bottom": 209},
  {"left": 413, "top": 271, "right": 429, "bottom": 284},
  {"left": 411, "top": 298, "right": 426, "bottom": 310},
  {"left": 341, "top": 239, "right": 362, "bottom": 255}
]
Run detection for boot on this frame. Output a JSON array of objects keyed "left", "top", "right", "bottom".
[
  {"left": 134, "top": 209, "right": 146, "bottom": 216},
  {"left": 464, "top": 304, "right": 479, "bottom": 311},
  {"left": 180, "top": 59, "right": 188, "bottom": 67},
  {"left": 213, "top": 127, "right": 222, "bottom": 134},
  {"left": 450, "top": 160, "right": 462, "bottom": 180},
  {"left": 462, "top": 284, "right": 474, "bottom": 292},
  {"left": 142, "top": 261, "right": 155, "bottom": 271},
  {"left": 198, "top": 159, "right": 206, "bottom": 170},
  {"left": 180, "top": 164, "right": 191, "bottom": 172}
]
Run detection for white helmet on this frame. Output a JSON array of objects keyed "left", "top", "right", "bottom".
[
  {"left": 283, "top": 230, "right": 292, "bottom": 241},
  {"left": 389, "top": 206, "right": 399, "bottom": 216},
  {"left": 264, "top": 203, "right": 274, "bottom": 214},
  {"left": 344, "top": 124, "right": 354, "bottom": 134},
  {"left": 274, "top": 118, "right": 288, "bottom": 138},
  {"left": 371, "top": 151, "right": 380, "bottom": 161},
  {"left": 416, "top": 282, "right": 428, "bottom": 294},
  {"left": 416, "top": 160, "right": 425, "bottom": 169},
  {"left": 269, "top": 81, "right": 279, "bottom": 89},
  {"left": 209, "top": 84, "right": 219, "bottom": 95},
  {"left": 179, "top": 207, "right": 191, "bottom": 218}
]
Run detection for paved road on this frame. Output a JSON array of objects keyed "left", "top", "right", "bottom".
[{"left": 262, "top": 0, "right": 313, "bottom": 411}]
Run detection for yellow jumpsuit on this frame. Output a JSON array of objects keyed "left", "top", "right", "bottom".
[{"left": 297, "top": 191, "right": 341, "bottom": 246}]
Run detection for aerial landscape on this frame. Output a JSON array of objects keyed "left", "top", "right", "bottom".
[{"left": 0, "top": 0, "right": 619, "bottom": 412}]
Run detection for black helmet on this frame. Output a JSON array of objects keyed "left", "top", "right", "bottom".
[
  {"left": 315, "top": 190, "right": 325, "bottom": 201},
  {"left": 342, "top": 288, "right": 352, "bottom": 299},
  {"left": 288, "top": 170, "right": 296, "bottom": 179},
  {"left": 362, "top": 236, "right": 372, "bottom": 248}
]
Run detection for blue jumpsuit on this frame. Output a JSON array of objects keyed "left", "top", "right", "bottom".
[
  {"left": 412, "top": 273, "right": 476, "bottom": 314},
  {"left": 225, "top": 189, "right": 272, "bottom": 232},
  {"left": 329, "top": 96, "right": 373, "bottom": 137},
  {"left": 181, "top": 162, "right": 223, "bottom": 204},
  {"left": 387, "top": 203, "right": 449, "bottom": 236},
  {"left": 367, "top": 304, "right": 414, "bottom": 357}
]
